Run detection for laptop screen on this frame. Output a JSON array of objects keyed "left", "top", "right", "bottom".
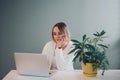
[{"left": 14, "top": 52, "right": 49, "bottom": 77}]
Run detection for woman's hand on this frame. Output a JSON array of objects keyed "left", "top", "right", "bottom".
[
  {"left": 56, "top": 38, "right": 64, "bottom": 48},
  {"left": 56, "top": 37, "right": 68, "bottom": 49}
]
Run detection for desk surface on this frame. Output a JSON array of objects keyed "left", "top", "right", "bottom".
[{"left": 3, "top": 70, "right": 120, "bottom": 80}]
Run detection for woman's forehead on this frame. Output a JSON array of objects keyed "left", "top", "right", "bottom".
[{"left": 53, "top": 27, "right": 62, "bottom": 32}]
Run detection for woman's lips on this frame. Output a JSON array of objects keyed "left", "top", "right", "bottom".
[{"left": 56, "top": 39, "right": 61, "bottom": 42}]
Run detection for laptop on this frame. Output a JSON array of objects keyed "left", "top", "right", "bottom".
[{"left": 14, "top": 52, "right": 50, "bottom": 77}]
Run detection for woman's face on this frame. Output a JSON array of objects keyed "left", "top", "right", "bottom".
[{"left": 53, "top": 26, "right": 65, "bottom": 43}]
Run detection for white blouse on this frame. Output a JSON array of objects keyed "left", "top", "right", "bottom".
[{"left": 42, "top": 41, "right": 75, "bottom": 71}]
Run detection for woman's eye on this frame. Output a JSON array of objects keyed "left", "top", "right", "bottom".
[
  {"left": 53, "top": 32, "right": 63, "bottom": 36},
  {"left": 58, "top": 32, "right": 62, "bottom": 35},
  {"left": 53, "top": 33, "right": 56, "bottom": 35}
]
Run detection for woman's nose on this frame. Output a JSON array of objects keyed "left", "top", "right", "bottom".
[{"left": 56, "top": 34, "right": 60, "bottom": 38}]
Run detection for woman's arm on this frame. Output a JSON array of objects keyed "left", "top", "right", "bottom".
[
  {"left": 42, "top": 41, "right": 54, "bottom": 71},
  {"left": 55, "top": 47, "right": 74, "bottom": 70}
]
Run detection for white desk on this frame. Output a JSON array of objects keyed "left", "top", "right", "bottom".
[{"left": 3, "top": 70, "right": 120, "bottom": 80}]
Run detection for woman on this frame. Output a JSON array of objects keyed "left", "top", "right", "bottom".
[{"left": 42, "top": 22, "right": 75, "bottom": 71}]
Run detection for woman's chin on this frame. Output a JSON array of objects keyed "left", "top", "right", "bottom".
[
  {"left": 56, "top": 41, "right": 61, "bottom": 44},
  {"left": 56, "top": 40, "right": 61, "bottom": 42}
]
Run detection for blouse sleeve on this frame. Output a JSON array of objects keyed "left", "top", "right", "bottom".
[
  {"left": 55, "top": 47, "right": 75, "bottom": 70},
  {"left": 42, "top": 42, "right": 53, "bottom": 71}
]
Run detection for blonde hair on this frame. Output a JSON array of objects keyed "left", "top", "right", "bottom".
[{"left": 52, "top": 22, "right": 70, "bottom": 42}]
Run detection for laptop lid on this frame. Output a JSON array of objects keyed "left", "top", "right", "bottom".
[{"left": 14, "top": 52, "right": 49, "bottom": 77}]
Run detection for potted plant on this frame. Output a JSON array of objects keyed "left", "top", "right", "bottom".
[{"left": 69, "top": 30, "right": 109, "bottom": 76}]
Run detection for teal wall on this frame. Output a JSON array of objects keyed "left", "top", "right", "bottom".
[{"left": 0, "top": 0, "right": 120, "bottom": 79}]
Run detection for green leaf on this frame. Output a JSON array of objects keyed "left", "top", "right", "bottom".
[
  {"left": 79, "top": 57, "right": 83, "bottom": 62},
  {"left": 68, "top": 47, "right": 79, "bottom": 54},
  {"left": 72, "top": 52, "right": 81, "bottom": 62},
  {"left": 72, "top": 42, "right": 82, "bottom": 47},
  {"left": 100, "top": 30, "right": 106, "bottom": 36},
  {"left": 92, "top": 63, "right": 97, "bottom": 71},
  {"left": 93, "top": 31, "right": 100, "bottom": 36},
  {"left": 92, "top": 38, "right": 98, "bottom": 43},
  {"left": 71, "top": 39, "right": 81, "bottom": 44},
  {"left": 98, "top": 44, "right": 108, "bottom": 48},
  {"left": 74, "top": 50, "right": 81, "bottom": 56},
  {"left": 72, "top": 43, "right": 80, "bottom": 47},
  {"left": 86, "top": 44, "right": 95, "bottom": 51},
  {"left": 93, "top": 33, "right": 99, "bottom": 36},
  {"left": 83, "top": 34, "right": 86, "bottom": 41}
]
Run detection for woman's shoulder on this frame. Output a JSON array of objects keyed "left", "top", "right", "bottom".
[
  {"left": 69, "top": 41, "right": 73, "bottom": 44},
  {"left": 68, "top": 41, "right": 74, "bottom": 45},
  {"left": 67, "top": 41, "right": 74, "bottom": 48},
  {"left": 44, "top": 41, "right": 55, "bottom": 47}
]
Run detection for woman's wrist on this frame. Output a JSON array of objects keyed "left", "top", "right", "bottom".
[
  {"left": 55, "top": 44, "right": 61, "bottom": 49},
  {"left": 58, "top": 46, "right": 62, "bottom": 49}
]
